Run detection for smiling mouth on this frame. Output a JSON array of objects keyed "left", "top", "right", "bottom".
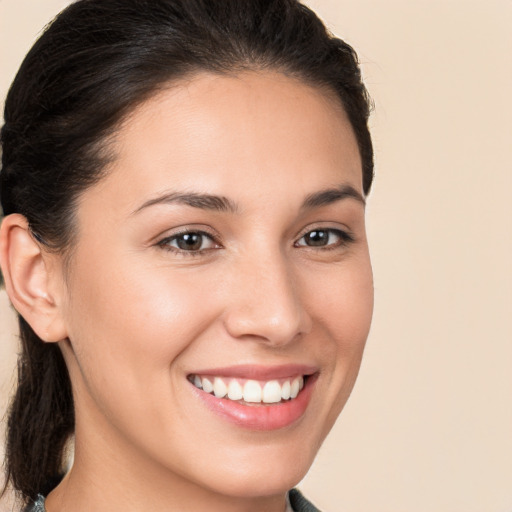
[{"left": 188, "top": 374, "right": 307, "bottom": 405}]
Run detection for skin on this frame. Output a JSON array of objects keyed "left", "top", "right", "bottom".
[{"left": 1, "top": 71, "right": 373, "bottom": 512}]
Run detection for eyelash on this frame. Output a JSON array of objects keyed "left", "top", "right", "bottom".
[
  {"left": 156, "top": 227, "right": 355, "bottom": 257},
  {"left": 294, "top": 228, "right": 355, "bottom": 250}
]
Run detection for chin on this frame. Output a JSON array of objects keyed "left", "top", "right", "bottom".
[
  {"left": 199, "top": 461, "right": 308, "bottom": 499},
  {"left": 190, "top": 431, "right": 323, "bottom": 499}
]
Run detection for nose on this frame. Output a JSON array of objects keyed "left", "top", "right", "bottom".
[{"left": 222, "top": 253, "right": 312, "bottom": 346}]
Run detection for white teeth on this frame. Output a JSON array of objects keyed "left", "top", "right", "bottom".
[
  {"left": 262, "top": 380, "right": 282, "bottom": 403},
  {"left": 290, "top": 378, "right": 300, "bottom": 399},
  {"left": 213, "top": 377, "right": 227, "bottom": 398},
  {"left": 227, "top": 379, "right": 243, "bottom": 400},
  {"left": 281, "top": 380, "right": 291, "bottom": 400},
  {"left": 243, "top": 380, "right": 262, "bottom": 403},
  {"left": 191, "top": 375, "right": 307, "bottom": 403},
  {"left": 202, "top": 377, "right": 213, "bottom": 394}
]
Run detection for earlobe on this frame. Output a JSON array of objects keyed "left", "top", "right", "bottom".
[{"left": 0, "top": 214, "right": 68, "bottom": 342}]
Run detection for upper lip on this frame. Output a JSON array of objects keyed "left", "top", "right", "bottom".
[{"left": 188, "top": 364, "right": 318, "bottom": 380}]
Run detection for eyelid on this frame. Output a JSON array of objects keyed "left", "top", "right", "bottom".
[
  {"left": 153, "top": 224, "right": 220, "bottom": 243},
  {"left": 294, "top": 222, "right": 353, "bottom": 239}
]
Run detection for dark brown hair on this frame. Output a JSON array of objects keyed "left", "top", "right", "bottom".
[{"left": 0, "top": 0, "right": 373, "bottom": 503}]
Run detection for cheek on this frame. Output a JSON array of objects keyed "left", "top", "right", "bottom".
[
  {"left": 61, "top": 259, "right": 229, "bottom": 456},
  {"left": 63, "top": 255, "right": 223, "bottom": 400},
  {"left": 335, "top": 260, "right": 373, "bottom": 383},
  {"left": 311, "top": 254, "right": 374, "bottom": 352},
  {"left": 306, "top": 254, "right": 373, "bottom": 419}
]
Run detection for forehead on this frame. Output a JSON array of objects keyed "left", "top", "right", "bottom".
[{"left": 88, "top": 70, "right": 363, "bottom": 212}]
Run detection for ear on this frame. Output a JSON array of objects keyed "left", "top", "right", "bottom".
[{"left": 0, "top": 214, "right": 68, "bottom": 342}]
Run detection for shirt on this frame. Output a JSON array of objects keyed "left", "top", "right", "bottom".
[{"left": 25, "top": 488, "right": 320, "bottom": 511}]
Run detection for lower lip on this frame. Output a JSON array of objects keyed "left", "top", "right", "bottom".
[{"left": 190, "top": 374, "right": 318, "bottom": 431}]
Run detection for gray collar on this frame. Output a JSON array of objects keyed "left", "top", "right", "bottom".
[{"left": 25, "top": 489, "right": 320, "bottom": 512}]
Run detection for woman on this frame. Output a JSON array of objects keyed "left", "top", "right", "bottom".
[{"left": 0, "top": 0, "right": 374, "bottom": 511}]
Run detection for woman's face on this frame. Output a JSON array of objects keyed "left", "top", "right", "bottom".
[{"left": 55, "top": 71, "right": 373, "bottom": 499}]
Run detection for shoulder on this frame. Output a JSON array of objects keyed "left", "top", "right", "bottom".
[
  {"left": 23, "top": 495, "right": 46, "bottom": 512},
  {"left": 289, "top": 488, "right": 322, "bottom": 512}
]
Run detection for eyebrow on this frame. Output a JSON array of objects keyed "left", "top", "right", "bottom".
[
  {"left": 132, "top": 183, "right": 364, "bottom": 216},
  {"left": 301, "top": 184, "right": 366, "bottom": 210},
  {"left": 131, "top": 191, "right": 238, "bottom": 215}
]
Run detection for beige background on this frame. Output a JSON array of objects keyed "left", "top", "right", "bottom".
[{"left": 1, "top": 1, "right": 511, "bottom": 511}]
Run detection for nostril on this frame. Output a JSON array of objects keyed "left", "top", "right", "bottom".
[
  {"left": 222, "top": 261, "right": 312, "bottom": 344},
  {"left": 223, "top": 307, "right": 309, "bottom": 346}
]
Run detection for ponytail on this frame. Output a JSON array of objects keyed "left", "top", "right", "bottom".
[{"left": 3, "top": 317, "right": 74, "bottom": 502}]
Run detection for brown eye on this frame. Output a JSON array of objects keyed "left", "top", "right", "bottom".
[
  {"left": 295, "top": 229, "right": 353, "bottom": 248},
  {"left": 159, "top": 231, "right": 218, "bottom": 253},
  {"left": 303, "top": 230, "right": 329, "bottom": 246},
  {"left": 176, "top": 233, "right": 203, "bottom": 251}
]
